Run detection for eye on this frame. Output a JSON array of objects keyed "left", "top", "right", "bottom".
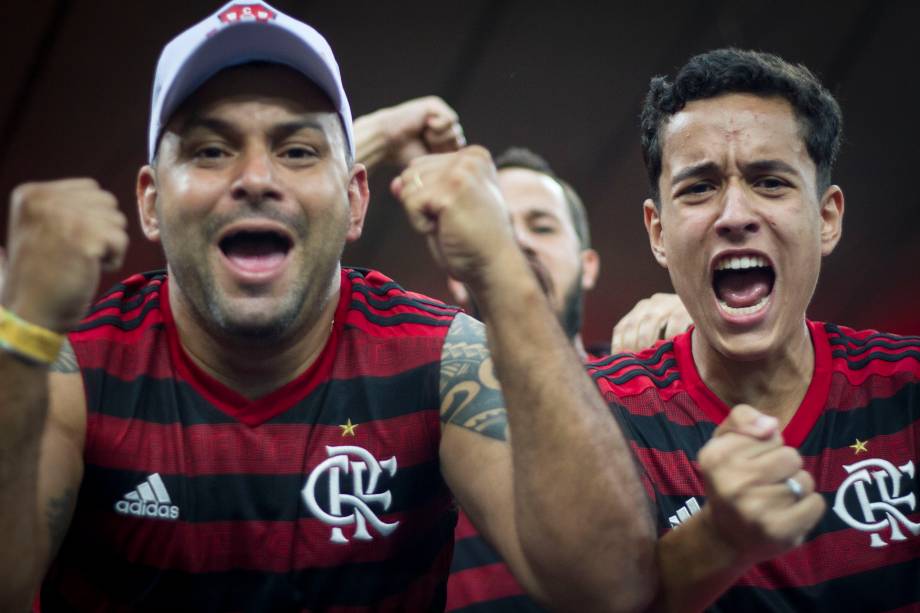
[
  {"left": 278, "top": 145, "right": 319, "bottom": 162},
  {"left": 754, "top": 176, "right": 790, "bottom": 193},
  {"left": 194, "top": 145, "right": 230, "bottom": 160},
  {"left": 677, "top": 181, "right": 716, "bottom": 202},
  {"left": 532, "top": 224, "right": 556, "bottom": 235}
]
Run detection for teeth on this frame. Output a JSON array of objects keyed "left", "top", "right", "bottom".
[
  {"left": 715, "top": 255, "right": 768, "bottom": 271},
  {"left": 718, "top": 295, "right": 769, "bottom": 316}
]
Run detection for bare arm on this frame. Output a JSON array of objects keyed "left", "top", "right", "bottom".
[
  {"left": 395, "top": 148, "right": 657, "bottom": 612},
  {"left": 0, "top": 178, "right": 126, "bottom": 608},
  {"left": 354, "top": 96, "right": 465, "bottom": 174},
  {"left": 0, "top": 344, "right": 86, "bottom": 610}
]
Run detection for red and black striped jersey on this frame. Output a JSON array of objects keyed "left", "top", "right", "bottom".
[
  {"left": 589, "top": 320, "right": 920, "bottom": 612},
  {"left": 41, "top": 268, "right": 461, "bottom": 612}
]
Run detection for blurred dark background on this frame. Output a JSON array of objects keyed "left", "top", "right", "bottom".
[{"left": 2, "top": 0, "right": 918, "bottom": 343}]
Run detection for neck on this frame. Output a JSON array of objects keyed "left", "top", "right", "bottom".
[
  {"left": 169, "top": 276, "right": 340, "bottom": 400},
  {"left": 691, "top": 321, "right": 814, "bottom": 428}
]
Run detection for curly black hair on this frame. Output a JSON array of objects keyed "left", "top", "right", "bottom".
[{"left": 640, "top": 48, "right": 842, "bottom": 203}]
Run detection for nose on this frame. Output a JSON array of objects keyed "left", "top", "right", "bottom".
[
  {"left": 714, "top": 179, "right": 759, "bottom": 240},
  {"left": 230, "top": 147, "right": 283, "bottom": 204}
]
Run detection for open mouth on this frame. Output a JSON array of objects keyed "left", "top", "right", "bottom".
[
  {"left": 218, "top": 229, "right": 293, "bottom": 274},
  {"left": 712, "top": 254, "right": 775, "bottom": 317}
]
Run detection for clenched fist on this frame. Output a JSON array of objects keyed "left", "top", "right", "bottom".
[
  {"left": 3, "top": 179, "right": 128, "bottom": 332},
  {"left": 697, "top": 404, "right": 825, "bottom": 567},
  {"left": 391, "top": 146, "right": 518, "bottom": 288}
]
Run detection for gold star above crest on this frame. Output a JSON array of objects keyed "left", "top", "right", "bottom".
[
  {"left": 339, "top": 418, "right": 358, "bottom": 437},
  {"left": 849, "top": 438, "right": 868, "bottom": 455}
]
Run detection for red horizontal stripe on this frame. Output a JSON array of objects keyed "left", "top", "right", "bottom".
[
  {"left": 446, "top": 562, "right": 526, "bottom": 611},
  {"left": 827, "top": 370, "right": 919, "bottom": 412},
  {"left": 454, "top": 510, "right": 479, "bottom": 541},
  {"left": 86, "top": 412, "right": 441, "bottom": 475},
  {"left": 72, "top": 330, "right": 174, "bottom": 380},
  {"left": 102, "top": 497, "right": 452, "bottom": 573},
  {"left": 737, "top": 522, "right": 920, "bottom": 589},
  {"left": 330, "top": 329, "right": 444, "bottom": 379},
  {"left": 602, "top": 386, "right": 711, "bottom": 427},
  {"left": 631, "top": 445, "right": 704, "bottom": 497}
]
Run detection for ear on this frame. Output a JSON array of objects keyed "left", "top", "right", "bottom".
[
  {"left": 643, "top": 198, "right": 667, "bottom": 268},
  {"left": 446, "top": 277, "right": 470, "bottom": 308},
  {"left": 345, "top": 163, "right": 371, "bottom": 242},
  {"left": 137, "top": 165, "right": 160, "bottom": 242},
  {"left": 818, "top": 185, "right": 844, "bottom": 256},
  {"left": 579, "top": 248, "right": 600, "bottom": 291}
]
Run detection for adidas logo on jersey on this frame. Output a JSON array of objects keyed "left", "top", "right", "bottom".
[
  {"left": 668, "top": 496, "right": 702, "bottom": 528},
  {"left": 114, "top": 473, "right": 179, "bottom": 520}
]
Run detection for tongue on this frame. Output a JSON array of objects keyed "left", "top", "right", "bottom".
[
  {"left": 715, "top": 269, "right": 771, "bottom": 308},
  {"left": 224, "top": 240, "right": 287, "bottom": 273}
]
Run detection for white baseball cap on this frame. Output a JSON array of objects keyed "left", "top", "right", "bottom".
[{"left": 147, "top": 1, "right": 353, "bottom": 163}]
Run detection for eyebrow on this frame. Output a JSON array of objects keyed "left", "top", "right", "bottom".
[
  {"left": 670, "top": 161, "right": 721, "bottom": 187},
  {"left": 178, "top": 117, "right": 327, "bottom": 142},
  {"left": 740, "top": 159, "right": 800, "bottom": 177},
  {"left": 670, "top": 158, "right": 801, "bottom": 187}
]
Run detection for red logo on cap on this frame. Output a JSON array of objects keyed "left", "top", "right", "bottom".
[{"left": 219, "top": 4, "right": 276, "bottom": 24}]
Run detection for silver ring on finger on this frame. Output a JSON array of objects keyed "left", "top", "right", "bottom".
[{"left": 785, "top": 477, "right": 804, "bottom": 501}]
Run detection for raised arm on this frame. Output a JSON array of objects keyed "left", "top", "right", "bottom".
[
  {"left": 392, "top": 147, "right": 657, "bottom": 612},
  {"left": 0, "top": 179, "right": 127, "bottom": 609},
  {"left": 354, "top": 96, "right": 465, "bottom": 174},
  {"left": 653, "top": 405, "right": 825, "bottom": 612}
]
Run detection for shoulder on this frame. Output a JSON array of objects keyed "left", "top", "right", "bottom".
[
  {"left": 820, "top": 320, "right": 920, "bottom": 376},
  {"left": 71, "top": 270, "right": 166, "bottom": 338},
  {"left": 343, "top": 268, "right": 460, "bottom": 335},
  {"left": 587, "top": 336, "right": 682, "bottom": 397}
]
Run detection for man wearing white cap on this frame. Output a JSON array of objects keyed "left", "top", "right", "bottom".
[{"left": 0, "top": 2, "right": 654, "bottom": 611}]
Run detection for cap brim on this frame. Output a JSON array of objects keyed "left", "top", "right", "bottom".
[{"left": 154, "top": 22, "right": 346, "bottom": 158}]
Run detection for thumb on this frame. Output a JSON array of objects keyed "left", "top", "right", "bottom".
[{"left": 715, "top": 404, "right": 779, "bottom": 440}]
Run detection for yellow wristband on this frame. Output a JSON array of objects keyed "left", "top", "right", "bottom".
[{"left": 0, "top": 305, "right": 64, "bottom": 365}]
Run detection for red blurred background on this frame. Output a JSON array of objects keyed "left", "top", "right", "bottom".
[{"left": 2, "top": 0, "right": 918, "bottom": 342}]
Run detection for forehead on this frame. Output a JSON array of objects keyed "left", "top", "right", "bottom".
[
  {"left": 497, "top": 168, "right": 570, "bottom": 220},
  {"left": 168, "top": 63, "right": 337, "bottom": 128},
  {"left": 660, "top": 93, "right": 812, "bottom": 174}
]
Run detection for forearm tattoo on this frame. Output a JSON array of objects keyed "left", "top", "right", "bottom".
[
  {"left": 440, "top": 313, "right": 508, "bottom": 441},
  {"left": 46, "top": 487, "right": 76, "bottom": 556},
  {"left": 49, "top": 340, "right": 78, "bottom": 374}
]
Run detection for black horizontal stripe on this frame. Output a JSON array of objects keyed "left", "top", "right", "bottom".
[
  {"left": 830, "top": 349, "right": 920, "bottom": 370},
  {"left": 347, "top": 268, "right": 455, "bottom": 308},
  {"left": 825, "top": 322, "right": 920, "bottom": 344},
  {"left": 800, "top": 381, "right": 920, "bottom": 454},
  {"left": 449, "top": 535, "right": 503, "bottom": 573},
  {"left": 588, "top": 341, "right": 674, "bottom": 370},
  {"left": 87, "top": 282, "right": 163, "bottom": 317},
  {"left": 350, "top": 300, "right": 455, "bottom": 327},
  {"left": 595, "top": 366, "right": 680, "bottom": 388},
  {"left": 84, "top": 362, "right": 440, "bottom": 426},
  {"left": 82, "top": 461, "right": 446, "bottom": 521},
  {"left": 76, "top": 298, "right": 162, "bottom": 333},
  {"left": 712, "top": 555, "right": 919, "bottom": 612},
  {"left": 46, "top": 506, "right": 455, "bottom": 611},
  {"left": 829, "top": 336, "right": 920, "bottom": 356},
  {"left": 352, "top": 283, "right": 457, "bottom": 316},
  {"left": 610, "top": 404, "right": 716, "bottom": 456},
  {"left": 94, "top": 270, "right": 166, "bottom": 300}
]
